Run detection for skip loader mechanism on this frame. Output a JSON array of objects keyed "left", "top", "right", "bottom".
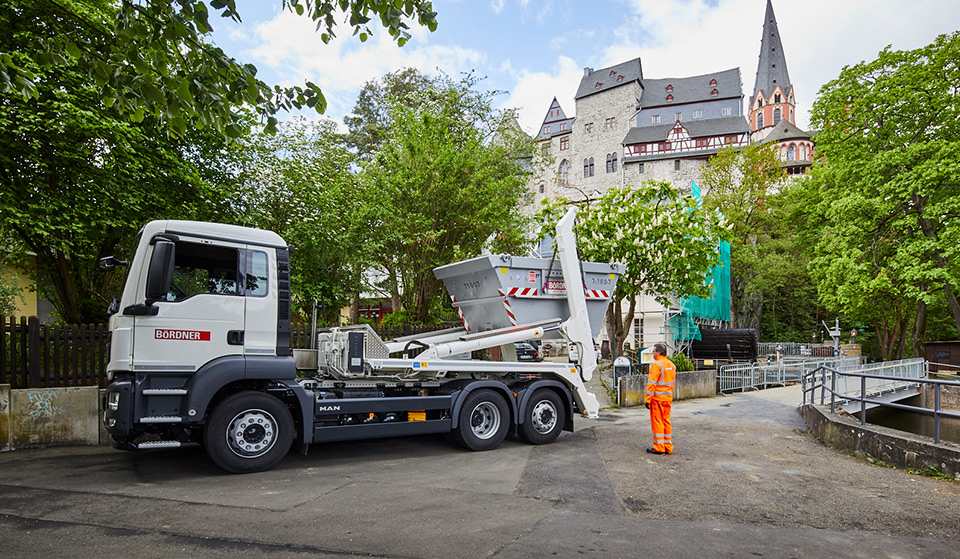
[{"left": 100, "top": 208, "right": 623, "bottom": 473}]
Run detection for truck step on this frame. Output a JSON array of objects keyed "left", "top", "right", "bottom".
[
  {"left": 135, "top": 441, "right": 182, "bottom": 450},
  {"left": 140, "top": 416, "right": 183, "bottom": 424},
  {"left": 141, "top": 388, "right": 188, "bottom": 396}
]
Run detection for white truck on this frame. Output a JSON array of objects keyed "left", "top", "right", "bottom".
[{"left": 101, "top": 209, "right": 623, "bottom": 473}]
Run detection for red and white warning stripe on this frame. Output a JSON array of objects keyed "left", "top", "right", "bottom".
[
  {"left": 584, "top": 290, "right": 610, "bottom": 299},
  {"left": 503, "top": 298, "right": 518, "bottom": 326},
  {"left": 451, "top": 296, "right": 471, "bottom": 332},
  {"left": 498, "top": 287, "right": 539, "bottom": 297}
]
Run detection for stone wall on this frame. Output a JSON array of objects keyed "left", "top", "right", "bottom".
[
  {"left": 922, "top": 383, "right": 960, "bottom": 411},
  {"left": 801, "top": 403, "right": 960, "bottom": 479},
  {"left": 617, "top": 369, "right": 716, "bottom": 407}
]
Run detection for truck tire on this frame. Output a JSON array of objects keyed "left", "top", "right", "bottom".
[
  {"left": 519, "top": 388, "right": 566, "bottom": 445},
  {"left": 204, "top": 391, "right": 294, "bottom": 474},
  {"left": 453, "top": 389, "right": 509, "bottom": 451}
]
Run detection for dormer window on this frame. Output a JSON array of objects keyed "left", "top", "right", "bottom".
[
  {"left": 710, "top": 79, "right": 717, "bottom": 86},
  {"left": 666, "top": 84, "right": 673, "bottom": 91},
  {"left": 666, "top": 94, "right": 673, "bottom": 101},
  {"left": 617, "top": 75, "right": 623, "bottom": 82},
  {"left": 711, "top": 89, "right": 718, "bottom": 96},
  {"left": 610, "top": 70, "right": 616, "bottom": 77},
  {"left": 595, "top": 82, "right": 602, "bottom": 88}
]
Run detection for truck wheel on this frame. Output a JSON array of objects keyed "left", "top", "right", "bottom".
[
  {"left": 453, "top": 389, "right": 509, "bottom": 451},
  {"left": 519, "top": 389, "right": 565, "bottom": 445},
  {"left": 204, "top": 391, "right": 294, "bottom": 474}
]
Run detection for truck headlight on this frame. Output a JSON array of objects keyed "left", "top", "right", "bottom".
[{"left": 107, "top": 391, "right": 120, "bottom": 411}]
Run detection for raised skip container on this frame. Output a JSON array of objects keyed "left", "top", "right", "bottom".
[{"left": 434, "top": 254, "right": 624, "bottom": 338}]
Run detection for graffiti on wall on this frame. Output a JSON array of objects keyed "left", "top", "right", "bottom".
[{"left": 27, "top": 390, "right": 63, "bottom": 419}]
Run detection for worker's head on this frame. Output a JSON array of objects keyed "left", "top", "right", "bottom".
[{"left": 653, "top": 343, "right": 666, "bottom": 357}]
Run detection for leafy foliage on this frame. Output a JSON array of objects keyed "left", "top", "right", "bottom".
[
  {"left": 231, "top": 117, "right": 374, "bottom": 324},
  {"left": 0, "top": 265, "right": 24, "bottom": 316},
  {"left": 1, "top": 0, "right": 437, "bottom": 136},
  {"left": 803, "top": 31, "right": 960, "bottom": 359},
  {"left": 537, "top": 182, "right": 729, "bottom": 351},
  {"left": 362, "top": 74, "right": 535, "bottom": 323}
]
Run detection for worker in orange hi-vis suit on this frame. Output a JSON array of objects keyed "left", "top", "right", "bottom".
[{"left": 645, "top": 343, "right": 676, "bottom": 455}]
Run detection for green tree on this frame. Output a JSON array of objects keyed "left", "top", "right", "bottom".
[
  {"left": 0, "top": 2, "right": 242, "bottom": 323},
  {"left": 232, "top": 117, "right": 374, "bottom": 323},
  {"left": 699, "top": 143, "right": 787, "bottom": 331},
  {"left": 363, "top": 76, "right": 534, "bottom": 323},
  {"left": 805, "top": 31, "right": 960, "bottom": 359},
  {"left": 538, "top": 182, "right": 729, "bottom": 353},
  {"left": 1, "top": 0, "right": 437, "bottom": 136}
]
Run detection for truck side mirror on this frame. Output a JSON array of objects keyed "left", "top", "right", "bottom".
[{"left": 145, "top": 240, "right": 176, "bottom": 302}]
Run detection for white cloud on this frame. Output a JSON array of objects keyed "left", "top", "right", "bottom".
[
  {"left": 244, "top": 11, "right": 486, "bottom": 119},
  {"left": 500, "top": 55, "right": 583, "bottom": 134}
]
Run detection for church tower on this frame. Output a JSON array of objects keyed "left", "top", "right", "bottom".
[{"left": 749, "top": 0, "right": 796, "bottom": 141}]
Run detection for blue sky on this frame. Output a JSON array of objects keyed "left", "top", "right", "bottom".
[{"left": 212, "top": 0, "right": 960, "bottom": 134}]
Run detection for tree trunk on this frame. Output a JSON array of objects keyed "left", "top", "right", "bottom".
[{"left": 913, "top": 298, "right": 927, "bottom": 359}]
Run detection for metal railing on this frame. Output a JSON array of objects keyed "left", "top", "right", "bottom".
[
  {"left": 802, "top": 360, "right": 960, "bottom": 444},
  {"left": 718, "top": 356, "right": 861, "bottom": 394},
  {"left": 757, "top": 342, "right": 840, "bottom": 358}
]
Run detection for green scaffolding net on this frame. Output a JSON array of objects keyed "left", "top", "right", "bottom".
[{"left": 669, "top": 181, "right": 732, "bottom": 341}]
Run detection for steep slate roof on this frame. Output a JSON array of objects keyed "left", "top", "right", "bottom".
[
  {"left": 535, "top": 97, "right": 575, "bottom": 140},
  {"left": 622, "top": 116, "right": 750, "bottom": 144},
  {"left": 639, "top": 68, "right": 743, "bottom": 108},
  {"left": 751, "top": 0, "right": 792, "bottom": 106},
  {"left": 760, "top": 120, "right": 811, "bottom": 143},
  {"left": 575, "top": 58, "right": 643, "bottom": 100}
]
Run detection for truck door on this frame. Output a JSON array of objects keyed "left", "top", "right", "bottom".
[
  {"left": 132, "top": 238, "right": 246, "bottom": 373},
  {"left": 242, "top": 248, "right": 278, "bottom": 356}
]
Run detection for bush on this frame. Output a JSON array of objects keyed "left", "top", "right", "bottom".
[{"left": 671, "top": 351, "right": 695, "bottom": 372}]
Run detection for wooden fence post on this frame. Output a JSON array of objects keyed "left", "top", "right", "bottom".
[{"left": 28, "top": 315, "right": 41, "bottom": 387}]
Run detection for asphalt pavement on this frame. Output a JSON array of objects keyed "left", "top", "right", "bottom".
[{"left": 1, "top": 386, "right": 958, "bottom": 558}]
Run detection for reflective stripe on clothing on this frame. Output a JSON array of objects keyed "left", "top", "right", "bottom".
[
  {"left": 648, "top": 399, "right": 673, "bottom": 453},
  {"left": 645, "top": 355, "right": 677, "bottom": 403}
]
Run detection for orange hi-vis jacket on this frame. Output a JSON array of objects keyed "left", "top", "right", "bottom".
[{"left": 645, "top": 355, "right": 676, "bottom": 404}]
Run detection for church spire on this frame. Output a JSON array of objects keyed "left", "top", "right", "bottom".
[{"left": 750, "top": 0, "right": 791, "bottom": 108}]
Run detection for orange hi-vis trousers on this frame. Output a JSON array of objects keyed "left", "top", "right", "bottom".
[{"left": 649, "top": 400, "right": 673, "bottom": 453}]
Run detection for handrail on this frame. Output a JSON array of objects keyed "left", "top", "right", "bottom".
[{"left": 802, "top": 364, "right": 960, "bottom": 444}]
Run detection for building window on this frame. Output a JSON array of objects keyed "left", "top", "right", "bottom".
[
  {"left": 605, "top": 153, "right": 617, "bottom": 173},
  {"left": 695, "top": 138, "right": 708, "bottom": 148},
  {"left": 560, "top": 122, "right": 568, "bottom": 131},
  {"left": 543, "top": 125, "right": 550, "bottom": 134},
  {"left": 667, "top": 94, "right": 673, "bottom": 102},
  {"left": 541, "top": 143, "right": 551, "bottom": 156},
  {"left": 774, "top": 108, "right": 781, "bottom": 125},
  {"left": 560, "top": 136, "right": 569, "bottom": 150},
  {"left": 605, "top": 117, "right": 616, "bottom": 129},
  {"left": 675, "top": 112, "right": 682, "bottom": 121},
  {"left": 710, "top": 78, "right": 717, "bottom": 86},
  {"left": 589, "top": 157, "right": 594, "bottom": 177},
  {"left": 606, "top": 154, "right": 612, "bottom": 173},
  {"left": 674, "top": 159, "right": 681, "bottom": 171},
  {"left": 612, "top": 153, "right": 617, "bottom": 172},
  {"left": 757, "top": 112, "right": 764, "bottom": 128},
  {"left": 539, "top": 183, "right": 545, "bottom": 194},
  {"left": 651, "top": 115, "right": 660, "bottom": 124},
  {"left": 584, "top": 158, "right": 595, "bottom": 178},
  {"left": 638, "top": 163, "right": 644, "bottom": 174},
  {"left": 711, "top": 89, "right": 718, "bottom": 96},
  {"left": 721, "top": 106, "right": 732, "bottom": 116},
  {"left": 692, "top": 109, "right": 702, "bottom": 119},
  {"left": 559, "top": 160, "right": 570, "bottom": 183},
  {"left": 774, "top": 93, "right": 781, "bottom": 103},
  {"left": 666, "top": 84, "right": 673, "bottom": 91},
  {"left": 584, "top": 122, "right": 593, "bottom": 133},
  {"left": 658, "top": 141, "right": 671, "bottom": 152},
  {"left": 787, "top": 144, "right": 796, "bottom": 161}
]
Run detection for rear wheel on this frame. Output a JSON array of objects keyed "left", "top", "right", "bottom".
[
  {"left": 204, "top": 391, "right": 294, "bottom": 474},
  {"left": 519, "top": 389, "right": 565, "bottom": 445},
  {"left": 452, "top": 389, "right": 509, "bottom": 451}
]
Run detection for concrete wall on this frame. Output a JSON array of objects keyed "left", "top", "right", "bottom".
[
  {"left": 0, "top": 385, "right": 101, "bottom": 450},
  {"left": 800, "top": 404, "right": 960, "bottom": 479},
  {"left": 922, "top": 384, "right": 960, "bottom": 411},
  {"left": 618, "top": 369, "right": 716, "bottom": 407}
]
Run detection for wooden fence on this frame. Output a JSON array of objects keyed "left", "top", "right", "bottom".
[{"left": 1, "top": 316, "right": 451, "bottom": 389}]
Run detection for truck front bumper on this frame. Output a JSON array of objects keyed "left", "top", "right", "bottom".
[{"left": 102, "top": 377, "right": 134, "bottom": 444}]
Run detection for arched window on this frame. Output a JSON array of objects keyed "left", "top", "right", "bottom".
[
  {"left": 787, "top": 144, "right": 796, "bottom": 161},
  {"left": 605, "top": 154, "right": 613, "bottom": 173},
  {"left": 773, "top": 108, "right": 781, "bottom": 125},
  {"left": 612, "top": 153, "right": 618, "bottom": 172},
  {"left": 757, "top": 112, "right": 764, "bottom": 128},
  {"left": 559, "top": 160, "right": 570, "bottom": 184},
  {"left": 539, "top": 183, "right": 545, "bottom": 194},
  {"left": 583, "top": 159, "right": 589, "bottom": 177},
  {"left": 589, "top": 157, "right": 595, "bottom": 177},
  {"left": 800, "top": 145, "right": 807, "bottom": 160}
]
